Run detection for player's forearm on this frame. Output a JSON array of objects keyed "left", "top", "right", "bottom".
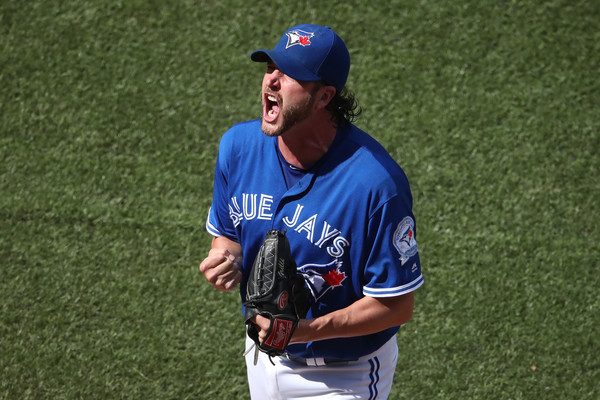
[
  {"left": 211, "top": 235, "right": 242, "bottom": 257},
  {"left": 291, "top": 292, "right": 414, "bottom": 344}
]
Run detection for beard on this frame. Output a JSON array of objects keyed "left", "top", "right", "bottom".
[{"left": 261, "top": 93, "right": 315, "bottom": 137}]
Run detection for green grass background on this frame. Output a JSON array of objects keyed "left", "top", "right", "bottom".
[{"left": 1, "top": 0, "right": 598, "bottom": 399}]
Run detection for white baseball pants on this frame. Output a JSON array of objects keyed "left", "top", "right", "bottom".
[{"left": 245, "top": 335, "right": 398, "bottom": 399}]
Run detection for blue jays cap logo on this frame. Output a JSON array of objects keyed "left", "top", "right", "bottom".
[
  {"left": 298, "top": 259, "right": 346, "bottom": 301},
  {"left": 393, "top": 216, "right": 418, "bottom": 265},
  {"left": 285, "top": 29, "right": 314, "bottom": 49}
]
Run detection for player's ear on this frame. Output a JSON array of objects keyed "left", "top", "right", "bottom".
[{"left": 315, "top": 85, "right": 336, "bottom": 110}]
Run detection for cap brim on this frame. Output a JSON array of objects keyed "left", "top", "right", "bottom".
[{"left": 250, "top": 49, "right": 321, "bottom": 83}]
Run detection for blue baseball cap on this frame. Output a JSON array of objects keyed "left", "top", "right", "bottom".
[{"left": 250, "top": 24, "right": 350, "bottom": 92}]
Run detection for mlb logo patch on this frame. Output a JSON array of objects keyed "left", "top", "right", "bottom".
[{"left": 285, "top": 29, "right": 314, "bottom": 49}]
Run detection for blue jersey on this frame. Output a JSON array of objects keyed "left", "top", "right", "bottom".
[{"left": 206, "top": 119, "right": 424, "bottom": 360}]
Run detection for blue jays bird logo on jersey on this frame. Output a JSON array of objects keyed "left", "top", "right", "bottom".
[
  {"left": 285, "top": 29, "right": 314, "bottom": 49},
  {"left": 298, "top": 259, "right": 347, "bottom": 301}
]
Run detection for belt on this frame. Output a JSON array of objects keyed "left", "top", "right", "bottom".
[{"left": 283, "top": 353, "right": 359, "bottom": 366}]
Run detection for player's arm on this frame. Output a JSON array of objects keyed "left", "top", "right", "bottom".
[
  {"left": 290, "top": 293, "right": 414, "bottom": 343},
  {"left": 252, "top": 292, "right": 414, "bottom": 344},
  {"left": 199, "top": 235, "right": 243, "bottom": 292},
  {"left": 297, "top": 293, "right": 414, "bottom": 342}
]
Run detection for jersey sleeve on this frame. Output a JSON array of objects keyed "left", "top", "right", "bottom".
[
  {"left": 362, "top": 195, "right": 424, "bottom": 297},
  {"left": 205, "top": 133, "right": 239, "bottom": 241}
]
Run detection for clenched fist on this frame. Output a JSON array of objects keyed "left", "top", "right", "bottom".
[{"left": 199, "top": 248, "right": 242, "bottom": 292}]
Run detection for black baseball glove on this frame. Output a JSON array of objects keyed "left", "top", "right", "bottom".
[{"left": 244, "top": 230, "right": 310, "bottom": 357}]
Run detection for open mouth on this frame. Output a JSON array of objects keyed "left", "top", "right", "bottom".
[{"left": 263, "top": 93, "right": 281, "bottom": 123}]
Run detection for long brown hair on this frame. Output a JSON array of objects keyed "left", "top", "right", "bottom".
[{"left": 326, "top": 87, "right": 362, "bottom": 127}]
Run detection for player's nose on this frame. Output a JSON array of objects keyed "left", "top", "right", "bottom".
[{"left": 265, "top": 70, "right": 282, "bottom": 88}]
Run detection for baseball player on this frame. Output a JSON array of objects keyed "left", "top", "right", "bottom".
[{"left": 199, "top": 24, "right": 423, "bottom": 399}]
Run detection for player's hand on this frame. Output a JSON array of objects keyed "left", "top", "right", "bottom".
[
  {"left": 199, "top": 248, "right": 242, "bottom": 292},
  {"left": 250, "top": 314, "right": 271, "bottom": 344}
]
